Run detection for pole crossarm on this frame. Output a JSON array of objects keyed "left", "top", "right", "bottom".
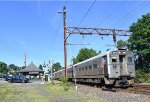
[{"left": 66, "top": 27, "right": 131, "bottom": 36}]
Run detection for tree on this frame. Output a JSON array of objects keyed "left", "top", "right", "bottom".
[
  {"left": 52, "top": 62, "right": 62, "bottom": 72},
  {"left": 8, "top": 64, "right": 17, "bottom": 70},
  {"left": 39, "top": 64, "right": 43, "bottom": 70},
  {"left": 117, "top": 40, "right": 127, "bottom": 48},
  {"left": 0, "top": 61, "right": 8, "bottom": 74},
  {"left": 73, "top": 48, "right": 99, "bottom": 64},
  {"left": 8, "top": 64, "right": 18, "bottom": 74},
  {"left": 128, "top": 13, "right": 150, "bottom": 71}
]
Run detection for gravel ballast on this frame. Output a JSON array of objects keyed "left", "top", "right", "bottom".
[{"left": 72, "top": 84, "right": 150, "bottom": 102}]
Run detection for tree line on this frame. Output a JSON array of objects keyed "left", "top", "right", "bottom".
[{"left": 0, "top": 62, "right": 23, "bottom": 74}]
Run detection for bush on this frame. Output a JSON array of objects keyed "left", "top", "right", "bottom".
[
  {"left": 135, "top": 69, "right": 150, "bottom": 83},
  {"left": 60, "top": 77, "right": 70, "bottom": 91}
]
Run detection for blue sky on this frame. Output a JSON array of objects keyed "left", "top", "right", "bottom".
[{"left": 0, "top": 0, "right": 149, "bottom": 67}]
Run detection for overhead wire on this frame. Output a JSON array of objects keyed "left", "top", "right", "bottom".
[
  {"left": 50, "top": 1, "right": 69, "bottom": 52},
  {"left": 68, "top": 0, "right": 97, "bottom": 60},
  {"left": 65, "top": 0, "right": 69, "bottom": 8},
  {"left": 77, "top": 0, "right": 97, "bottom": 50},
  {"left": 97, "top": 0, "right": 127, "bottom": 27},
  {"left": 109, "top": 1, "right": 147, "bottom": 29},
  {"left": 78, "top": 0, "right": 97, "bottom": 27},
  {"left": 115, "top": 1, "right": 149, "bottom": 28}
]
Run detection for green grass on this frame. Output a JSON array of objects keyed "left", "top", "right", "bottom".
[
  {"left": 0, "top": 83, "right": 103, "bottom": 102},
  {"left": 0, "top": 84, "right": 50, "bottom": 102},
  {"left": 45, "top": 82, "right": 103, "bottom": 102}
]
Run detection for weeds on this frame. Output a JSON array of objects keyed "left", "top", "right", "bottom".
[
  {"left": 59, "top": 77, "right": 70, "bottom": 91},
  {"left": 135, "top": 69, "right": 150, "bottom": 83}
]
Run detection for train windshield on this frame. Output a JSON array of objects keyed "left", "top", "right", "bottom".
[
  {"left": 112, "top": 57, "right": 117, "bottom": 63},
  {"left": 119, "top": 55, "right": 125, "bottom": 62}
]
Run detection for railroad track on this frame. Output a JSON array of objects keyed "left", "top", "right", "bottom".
[
  {"left": 121, "top": 85, "right": 150, "bottom": 95},
  {"left": 102, "top": 84, "right": 150, "bottom": 95},
  {"left": 73, "top": 82, "right": 150, "bottom": 95}
]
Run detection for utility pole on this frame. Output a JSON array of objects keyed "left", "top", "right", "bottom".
[
  {"left": 49, "top": 60, "right": 54, "bottom": 80},
  {"left": 58, "top": 6, "right": 67, "bottom": 78},
  {"left": 24, "top": 49, "right": 26, "bottom": 67}
]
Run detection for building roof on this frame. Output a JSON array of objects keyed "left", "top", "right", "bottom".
[{"left": 20, "top": 62, "right": 44, "bottom": 72}]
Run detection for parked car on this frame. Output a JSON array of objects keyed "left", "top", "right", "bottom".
[
  {"left": 9, "top": 75, "right": 29, "bottom": 83},
  {"left": 5, "top": 75, "right": 13, "bottom": 81},
  {"left": 0, "top": 74, "right": 4, "bottom": 78}
]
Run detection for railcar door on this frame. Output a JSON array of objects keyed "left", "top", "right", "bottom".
[
  {"left": 126, "top": 54, "right": 135, "bottom": 77},
  {"left": 119, "top": 55, "right": 128, "bottom": 76},
  {"left": 102, "top": 56, "right": 108, "bottom": 76}
]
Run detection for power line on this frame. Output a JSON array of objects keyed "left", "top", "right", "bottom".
[
  {"left": 78, "top": 0, "right": 96, "bottom": 27},
  {"left": 97, "top": 0, "right": 127, "bottom": 27},
  {"left": 116, "top": 1, "right": 149, "bottom": 28},
  {"left": 67, "top": 0, "right": 96, "bottom": 59},
  {"left": 110, "top": 1, "right": 147, "bottom": 28},
  {"left": 65, "top": 0, "right": 69, "bottom": 8}
]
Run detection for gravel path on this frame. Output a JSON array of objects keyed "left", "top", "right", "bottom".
[{"left": 72, "top": 84, "right": 150, "bottom": 102}]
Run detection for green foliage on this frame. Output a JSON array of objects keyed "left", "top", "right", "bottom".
[
  {"left": 39, "top": 64, "right": 43, "bottom": 70},
  {"left": 8, "top": 64, "right": 19, "bottom": 74},
  {"left": 117, "top": 40, "right": 127, "bottom": 48},
  {"left": 73, "top": 48, "right": 99, "bottom": 64},
  {"left": 60, "top": 77, "right": 70, "bottom": 91},
  {"left": 128, "top": 13, "right": 150, "bottom": 69},
  {"left": 52, "top": 62, "right": 62, "bottom": 72},
  {"left": 8, "top": 64, "right": 16, "bottom": 70},
  {"left": 135, "top": 69, "right": 150, "bottom": 83},
  {"left": 0, "top": 61, "right": 8, "bottom": 74}
]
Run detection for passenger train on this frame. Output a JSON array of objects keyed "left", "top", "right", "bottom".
[{"left": 53, "top": 48, "right": 135, "bottom": 87}]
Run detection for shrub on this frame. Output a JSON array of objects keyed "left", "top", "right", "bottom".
[
  {"left": 60, "top": 77, "right": 70, "bottom": 91},
  {"left": 135, "top": 69, "right": 150, "bottom": 83}
]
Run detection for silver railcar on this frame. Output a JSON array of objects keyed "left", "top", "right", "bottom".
[{"left": 53, "top": 49, "right": 135, "bottom": 87}]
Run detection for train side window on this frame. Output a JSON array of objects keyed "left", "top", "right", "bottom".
[
  {"left": 103, "top": 56, "right": 107, "bottom": 64},
  {"left": 93, "top": 61, "right": 97, "bottom": 68},
  {"left": 128, "top": 57, "right": 132, "bottom": 63},
  {"left": 89, "top": 65, "right": 92, "bottom": 69},
  {"left": 112, "top": 57, "right": 117, "bottom": 63},
  {"left": 76, "top": 68, "right": 78, "bottom": 71},
  {"left": 79, "top": 68, "right": 81, "bottom": 71},
  {"left": 82, "top": 67, "right": 84, "bottom": 71},
  {"left": 85, "top": 66, "right": 88, "bottom": 70}
]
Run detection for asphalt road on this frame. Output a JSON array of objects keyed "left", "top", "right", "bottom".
[{"left": 0, "top": 78, "right": 46, "bottom": 85}]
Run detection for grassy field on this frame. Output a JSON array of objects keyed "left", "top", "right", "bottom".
[
  {"left": 45, "top": 82, "right": 102, "bottom": 102},
  {"left": 0, "top": 82, "right": 103, "bottom": 102},
  {"left": 0, "top": 83, "right": 50, "bottom": 102}
]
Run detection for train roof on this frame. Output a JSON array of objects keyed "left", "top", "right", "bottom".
[{"left": 73, "top": 51, "right": 109, "bottom": 67}]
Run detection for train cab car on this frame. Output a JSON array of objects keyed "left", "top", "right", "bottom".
[{"left": 107, "top": 49, "right": 135, "bottom": 87}]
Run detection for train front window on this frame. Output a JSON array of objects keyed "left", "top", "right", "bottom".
[
  {"left": 119, "top": 55, "right": 125, "bottom": 62},
  {"left": 112, "top": 57, "right": 117, "bottom": 63}
]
